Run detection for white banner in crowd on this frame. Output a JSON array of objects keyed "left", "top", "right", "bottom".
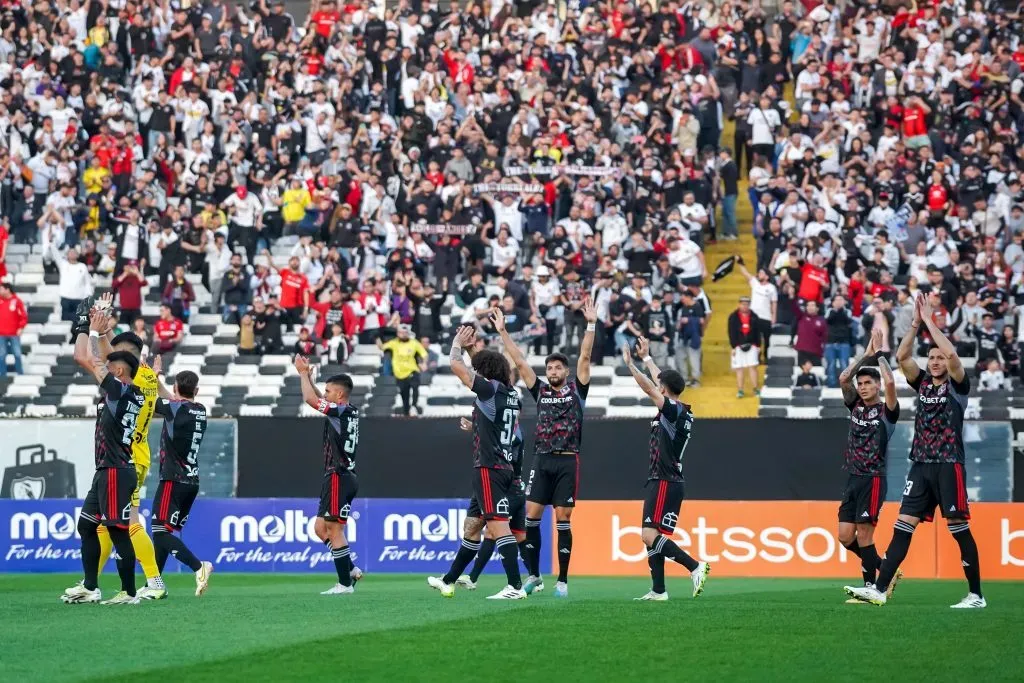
[
  {"left": 471, "top": 183, "right": 545, "bottom": 194},
  {"left": 502, "top": 165, "right": 620, "bottom": 177},
  {"left": 411, "top": 224, "right": 479, "bottom": 236}
]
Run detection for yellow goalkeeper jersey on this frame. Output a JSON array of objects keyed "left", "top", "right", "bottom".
[{"left": 130, "top": 364, "right": 160, "bottom": 468}]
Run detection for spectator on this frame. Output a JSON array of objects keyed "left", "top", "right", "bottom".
[
  {"left": 727, "top": 296, "right": 761, "bottom": 399},
  {"left": 738, "top": 260, "right": 777, "bottom": 362},
  {"left": 130, "top": 318, "right": 151, "bottom": 360},
  {"left": 795, "top": 360, "right": 820, "bottom": 390},
  {"left": 276, "top": 255, "right": 312, "bottom": 331},
  {"left": 718, "top": 148, "right": 740, "bottom": 241},
  {"left": 975, "top": 313, "right": 1002, "bottom": 374},
  {"left": 221, "top": 254, "right": 251, "bottom": 325},
  {"left": 238, "top": 315, "right": 258, "bottom": 356},
  {"left": 794, "top": 300, "right": 827, "bottom": 368},
  {"left": 55, "top": 246, "right": 94, "bottom": 322},
  {"left": 162, "top": 265, "right": 196, "bottom": 323},
  {"left": 824, "top": 295, "right": 854, "bottom": 388},
  {"left": 293, "top": 327, "right": 320, "bottom": 359},
  {"left": 153, "top": 304, "right": 184, "bottom": 354},
  {"left": 251, "top": 298, "right": 284, "bottom": 355},
  {"left": 377, "top": 324, "right": 428, "bottom": 417},
  {"left": 0, "top": 220, "right": 9, "bottom": 279},
  {"left": 112, "top": 261, "right": 146, "bottom": 324},
  {"left": 0, "top": 281, "right": 27, "bottom": 377},
  {"left": 675, "top": 289, "right": 705, "bottom": 388},
  {"left": 206, "top": 233, "right": 232, "bottom": 311},
  {"left": 978, "top": 359, "right": 1007, "bottom": 392},
  {"left": 642, "top": 294, "right": 672, "bottom": 370}
]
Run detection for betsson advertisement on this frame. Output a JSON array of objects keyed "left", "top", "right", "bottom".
[{"left": 0, "top": 498, "right": 552, "bottom": 574}]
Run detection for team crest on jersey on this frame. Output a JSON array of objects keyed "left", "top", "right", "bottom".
[
  {"left": 937, "top": 383, "right": 947, "bottom": 395},
  {"left": 495, "top": 497, "right": 510, "bottom": 516},
  {"left": 661, "top": 512, "right": 678, "bottom": 530},
  {"left": 559, "top": 384, "right": 571, "bottom": 395}
]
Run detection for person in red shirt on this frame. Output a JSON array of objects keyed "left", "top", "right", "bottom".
[
  {"left": 901, "top": 95, "right": 931, "bottom": 148},
  {"left": 112, "top": 260, "right": 147, "bottom": 324},
  {"left": 309, "top": 0, "right": 339, "bottom": 39},
  {"left": 153, "top": 304, "right": 185, "bottom": 353},
  {"left": 797, "top": 254, "right": 830, "bottom": 304},
  {"left": 276, "top": 255, "right": 311, "bottom": 330},
  {"left": 0, "top": 218, "right": 9, "bottom": 280},
  {"left": 0, "top": 280, "right": 27, "bottom": 376}
]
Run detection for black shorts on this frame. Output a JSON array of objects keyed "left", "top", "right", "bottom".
[
  {"left": 641, "top": 479, "right": 685, "bottom": 535},
  {"left": 469, "top": 485, "right": 526, "bottom": 532},
  {"left": 471, "top": 467, "right": 514, "bottom": 521},
  {"left": 317, "top": 471, "right": 359, "bottom": 523},
  {"left": 899, "top": 462, "right": 971, "bottom": 522},
  {"left": 526, "top": 454, "right": 579, "bottom": 508},
  {"left": 82, "top": 467, "right": 138, "bottom": 528},
  {"left": 838, "top": 475, "right": 886, "bottom": 525},
  {"left": 152, "top": 480, "right": 200, "bottom": 531}
]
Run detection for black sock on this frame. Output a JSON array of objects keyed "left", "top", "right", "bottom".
[
  {"left": 153, "top": 529, "right": 202, "bottom": 572},
  {"left": 332, "top": 545, "right": 353, "bottom": 587},
  {"left": 949, "top": 523, "right": 982, "bottom": 597},
  {"left": 556, "top": 522, "right": 572, "bottom": 583},
  {"left": 495, "top": 534, "right": 522, "bottom": 589},
  {"left": 107, "top": 526, "right": 137, "bottom": 596},
  {"left": 78, "top": 515, "right": 100, "bottom": 591},
  {"left": 442, "top": 538, "right": 481, "bottom": 584},
  {"left": 648, "top": 547, "right": 666, "bottom": 594},
  {"left": 518, "top": 540, "right": 531, "bottom": 575},
  {"left": 469, "top": 538, "right": 496, "bottom": 583},
  {"left": 524, "top": 518, "right": 542, "bottom": 577},
  {"left": 842, "top": 539, "right": 866, "bottom": 583},
  {"left": 860, "top": 543, "right": 880, "bottom": 587},
  {"left": 876, "top": 520, "right": 915, "bottom": 593},
  {"left": 652, "top": 534, "right": 699, "bottom": 572}
]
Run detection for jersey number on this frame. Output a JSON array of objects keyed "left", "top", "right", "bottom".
[
  {"left": 499, "top": 408, "right": 518, "bottom": 446},
  {"left": 344, "top": 420, "right": 359, "bottom": 455},
  {"left": 120, "top": 412, "right": 138, "bottom": 446},
  {"left": 903, "top": 480, "right": 913, "bottom": 496}
]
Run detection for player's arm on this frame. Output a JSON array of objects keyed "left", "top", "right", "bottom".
[
  {"left": 491, "top": 307, "right": 538, "bottom": 390},
  {"left": 622, "top": 342, "right": 665, "bottom": 410},
  {"left": 150, "top": 355, "right": 177, "bottom": 399},
  {"left": 895, "top": 294, "right": 923, "bottom": 385},
  {"left": 917, "top": 294, "right": 965, "bottom": 383},
  {"left": 839, "top": 327, "right": 877, "bottom": 406},
  {"left": 83, "top": 311, "right": 112, "bottom": 385},
  {"left": 449, "top": 325, "right": 478, "bottom": 390},
  {"left": 634, "top": 335, "right": 661, "bottom": 383},
  {"left": 576, "top": 295, "right": 597, "bottom": 386},
  {"left": 294, "top": 355, "right": 326, "bottom": 411},
  {"left": 878, "top": 355, "right": 900, "bottom": 415}
]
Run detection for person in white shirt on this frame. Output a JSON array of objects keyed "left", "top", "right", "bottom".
[
  {"left": 54, "top": 246, "right": 94, "bottom": 321},
  {"left": 484, "top": 193, "right": 524, "bottom": 242},
  {"left": 205, "top": 232, "right": 232, "bottom": 308},
  {"left": 866, "top": 195, "right": 896, "bottom": 230},
  {"left": 925, "top": 226, "right": 957, "bottom": 269},
  {"left": 596, "top": 203, "right": 628, "bottom": 249},
  {"left": 677, "top": 192, "right": 709, "bottom": 240},
  {"left": 668, "top": 234, "right": 706, "bottom": 285},
  {"left": 738, "top": 260, "right": 777, "bottom": 361},
  {"left": 747, "top": 95, "right": 781, "bottom": 159}
]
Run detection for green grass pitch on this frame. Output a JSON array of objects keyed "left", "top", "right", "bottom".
[{"left": 4, "top": 574, "right": 1024, "bottom": 682}]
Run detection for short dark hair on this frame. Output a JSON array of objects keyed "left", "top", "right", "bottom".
[
  {"left": 659, "top": 369, "right": 686, "bottom": 396},
  {"left": 855, "top": 367, "right": 881, "bottom": 382},
  {"left": 545, "top": 353, "right": 570, "bottom": 368},
  {"left": 175, "top": 370, "right": 199, "bottom": 398},
  {"left": 107, "top": 350, "right": 140, "bottom": 378},
  {"left": 111, "top": 332, "right": 144, "bottom": 353},
  {"left": 325, "top": 373, "right": 354, "bottom": 395},
  {"left": 468, "top": 267, "right": 483, "bottom": 278},
  {"left": 472, "top": 349, "right": 511, "bottom": 386}
]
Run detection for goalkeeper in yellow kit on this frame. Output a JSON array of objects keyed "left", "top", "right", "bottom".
[{"left": 73, "top": 295, "right": 168, "bottom": 598}]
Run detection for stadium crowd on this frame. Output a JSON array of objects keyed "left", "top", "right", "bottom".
[{"left": 0, "top": 0, "right": 1022, "bottom": 403}]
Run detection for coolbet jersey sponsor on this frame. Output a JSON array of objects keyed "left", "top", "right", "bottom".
[
  {"left": 316, "top": 399, "right": 360, "bottom": 473},
  {"left": 95, "top": 375, "right": 146, "bottom": 469},
  {"left": 471, "top": 376, "right": 520, "bottom": 470},
  {"left": 907, "top": 373, "right": 969, "bottom": 464},
  {"left": 155, "top": 398, "right": 207, "bottom": 483},
  {"left": 843, "top": 398, "right": 899, "bottom": 476},
  {"left": 130, "top": 363, "right": 159, "bottom": 468},
  {"left": 648, "top": 398, "right": 693, "bottom": 482},
  {"left": 529, "top": 378, "right": 588, "bottom": 455}
]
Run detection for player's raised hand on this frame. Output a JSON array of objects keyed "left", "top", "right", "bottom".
[
  {"left": 917, "top": 293, "right": 932, "bottom": 319},
  {"left": 635, "top": 336, "right": 649, "bottom": 360},
  {"left": 582, "top": 296, "right": 597, "bottom": 324},
  {"left": 454, "top": 324, "right": 475, "bottom": 348},
  {"left": 489, "top": 307, "right": 506, "bottom": 332},
  {"left": 88, "top": 309, "right": 109, "bottom": 332},
  {"left": 294, "top": 354, "right": 310, "bottom": 375},
  {"left": 152, "top": 355, "right": 163, "bottom": 375},
  {"left": 621, "top": 341, "right": 633, "bottom": 367},
  {"left": 91, "top": 292, "right": 114, "bottom": 313},
  {"left": 912, "top": 293, "right": 924, "bottom": 325},
  {"left": 458, "top": 417, "right": 472, "bottom": 432},
  {"left": 870, "top": 326, "right": 884, "bottom": 352}
]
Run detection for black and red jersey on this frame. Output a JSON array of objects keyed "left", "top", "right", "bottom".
[
  {"left": 155, "top": 398, "right": 207, "bottom": 484},
  {"left": 315, "top": 399, "right": 360, "bottom": 474},
  {"left": 528, "top": 378, "right": 589, "bottom": 455},
  {"left": 907, "top": 372, "right": 969, "bottom": 464},
  {"left": 471, "top": 376, "right": 520, "bottom": 470},
  {"left": 647, "top": 399, "right": 692, "bottom": 482},
  {"left": 94, "top": 375, "right": 145, "bottom": 470},
  {"left": 843, "top": 398, "right": 899, "bottom": 476}
]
